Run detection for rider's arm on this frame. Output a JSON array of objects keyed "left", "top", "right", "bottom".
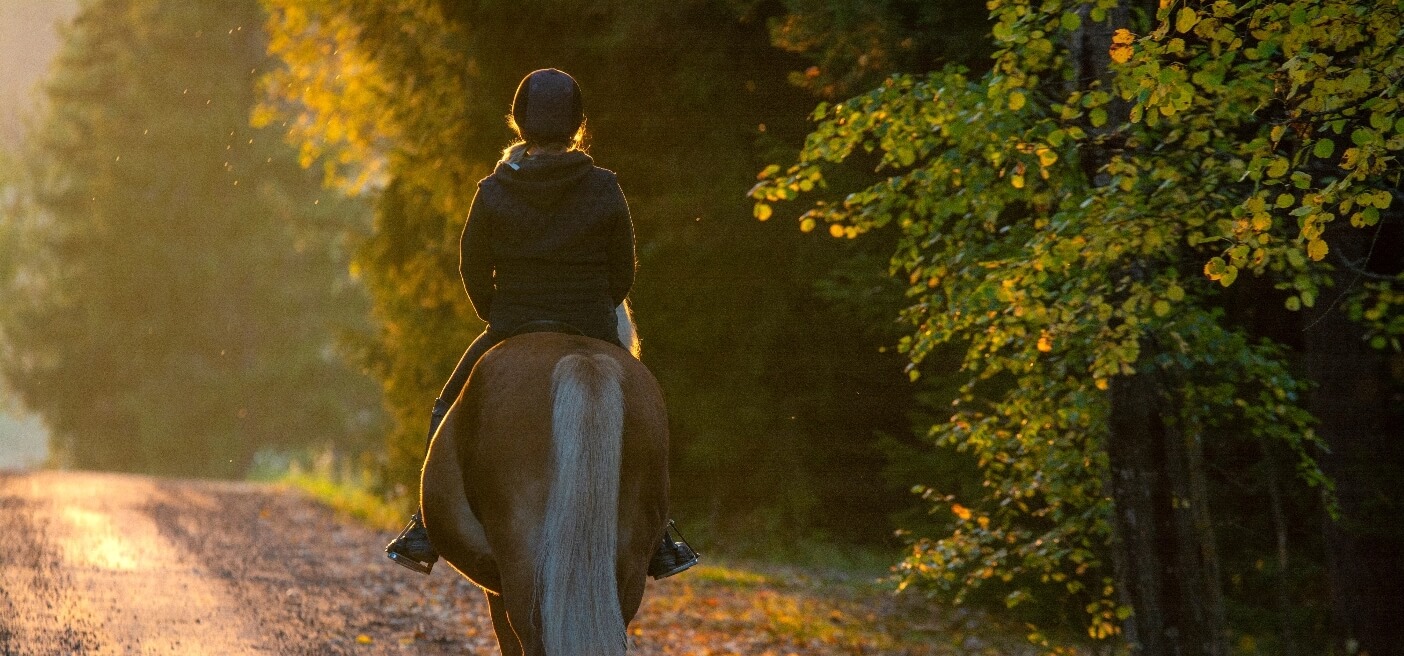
[
  {"left": 606, "top": 176, "right": 636, "bottom": 306},
  {"left": 460, "top": 184, "right": 495, "bottom": 322}
]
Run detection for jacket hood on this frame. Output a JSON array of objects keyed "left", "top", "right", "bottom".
[{"left": 491, "top": 150, "right": 594, "bottom": 209}]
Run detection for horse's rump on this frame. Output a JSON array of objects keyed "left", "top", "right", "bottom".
[{"left": 420, "top": 332, "right": 669, "bottom": 654}]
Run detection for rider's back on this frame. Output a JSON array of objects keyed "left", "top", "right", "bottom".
[{"left": 460, "top": 150, "right": 634, "bottom": 342}]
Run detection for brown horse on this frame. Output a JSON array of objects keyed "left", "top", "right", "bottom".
[{"left": 420, "top": 306, "right": 669, "bottom": 656}]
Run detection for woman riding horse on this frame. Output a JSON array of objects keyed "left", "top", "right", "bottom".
[{"left": 385, "top": 68, "right": 697, "bottom": 580}]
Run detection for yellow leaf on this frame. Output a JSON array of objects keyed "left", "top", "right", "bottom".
[
  {"left": 1307, "top": 238, "right": 1329, "bottom": 261},
  {"left": 1110, "top": 43, "right": 1133, "bottom": 64},
  {"left": 1112, "top": 28, "right": 1136, "bottom": 45},
  {"left": 1153, "top": 300, "right": 1171, "bottom": 317},
  {"left": 828, "top": 223, "right": 845, "bottom": 238},
  {"left": 356, "top": 635, "right": 373, "bottom": 644},
  {"left": 1037, "top": 147, "right": 1058, "bottom": 167},
  {"left": 977, "top": 516, "right": 990, "bottom": 529},
  {"left": 1095, "top": 378, "right": 1109, "bottom": 391},
  {"left": 799, "top": 218, "right": 816, "bottom": 233},
  {"left": 1175, "top": 7, "right": 1200, "bottom": 33},
  {"left": 951, "top": 503, "right": 972, "bottom": 521},
  {"left": 1009, "top": 91, "right": 1027, "bottom": 111},
  {"left": 1011, "top": 174, "right": 1026, "bottom": 189},
  {"left": 1037, "top": 332, "right": 1053, "bottom": 352},
  {"left": 754, "top": 203, "right": 772, "bottom": 222}
]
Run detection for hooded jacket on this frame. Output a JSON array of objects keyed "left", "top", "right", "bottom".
[{"left": 459, "top": 150, "right": 635, "bottom": 341}]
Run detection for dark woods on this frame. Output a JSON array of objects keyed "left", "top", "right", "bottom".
[{"left": 0, "top": 1, "right": 1399, "bottom": 654}]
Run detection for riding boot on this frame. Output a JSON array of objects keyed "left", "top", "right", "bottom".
[
  {"left": 385, "top": 398, "right": 450, "bottom": 575},
  {"left": 647, "top": 520, "right": 700, "bottom": 579}
]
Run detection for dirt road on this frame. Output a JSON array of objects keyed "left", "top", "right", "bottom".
[
  {"left": 0, "top": 470, "right": 1021, "bottom": 656},
  {"left": 0, "top": 470, "right": 496, "bottom": 655}
]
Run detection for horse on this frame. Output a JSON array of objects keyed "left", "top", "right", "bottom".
[{"left": 419, "top": 303, "right": 669, "bottom": 656}]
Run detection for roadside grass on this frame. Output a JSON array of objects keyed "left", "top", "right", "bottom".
[{"left": 248, "top": 447, "right": 408, "bottom": 532}]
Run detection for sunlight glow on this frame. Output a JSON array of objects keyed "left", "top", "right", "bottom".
[{"left": 62, "top": 506, "right": 142, "bottom": 571}]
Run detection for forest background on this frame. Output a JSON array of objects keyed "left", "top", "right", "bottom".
[{"left": 1, "top": 1, "right": 1400, "bottom": 654}]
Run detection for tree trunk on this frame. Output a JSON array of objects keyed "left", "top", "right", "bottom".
[
  {"left": 1107, "top": 373, "right": 1229, "bottom": 656},
  {"left": 1075, "top": 2, "right": 1229, "bottom": 654},
  {"left": 1302, "top": 226, "right": 1404, "bottom": 656},
  {"left": 1263, "top": 444, "right": 1297, "bottom": 656}
]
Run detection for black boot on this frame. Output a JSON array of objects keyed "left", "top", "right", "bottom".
[
  {"left": 385, "top": 398, "right": 450, "bottom": 575},
  {"left": 648, "top": 520, "right": 700, "bottom": 579}
]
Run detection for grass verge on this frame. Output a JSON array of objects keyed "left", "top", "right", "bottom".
[{"left": 250, "top": 447, "right": 409, "bottom": 532}]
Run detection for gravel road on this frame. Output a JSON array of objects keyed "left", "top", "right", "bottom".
[
  {"left": 0, "top": 470, "right": 1012, "bottom": 656},
  {"left": 0, "top": 470, "right": 498, "bottom": 655}
]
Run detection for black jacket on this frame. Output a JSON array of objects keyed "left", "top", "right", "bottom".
[{"left": 459, "top": 150, "right": 635, "bottom": 341}]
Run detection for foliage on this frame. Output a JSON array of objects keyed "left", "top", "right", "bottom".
[
  {"left": 258, "top": 0, "right": 484, "bottom": 490},
  {"left": 267, "top": 447, "right": 410, "bottom": 531},
  {"left": 0, "top": 0, "right": 379, "bottom": 476},
  {"left": 256, "top": 0, "right": 949, "bottom": 547},
  {"left": 1113, "top": 0, "right": 1404, "bottom": 346},
  {"left": 751, "top": 0, "right": 1399, "bottom": 644},
  {"left": 752, "top": 0, "right": 995, "bottom": 97}
]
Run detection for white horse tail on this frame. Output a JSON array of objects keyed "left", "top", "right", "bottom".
[
  {"left": 539, "top": 352, "right": 627, "bottom": 656},
  {"left": 616, "top": 301, "right": 641, "bottom": 359}
]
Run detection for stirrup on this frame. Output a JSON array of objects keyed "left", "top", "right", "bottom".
[
  {"left": 385, "top": 512, "right": 438, "bottom": 575},
  {"left": 649, "top": 520, "right": 700, "bottom": 580}
]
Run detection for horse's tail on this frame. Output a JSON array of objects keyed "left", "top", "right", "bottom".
[{"left": 538, "top": 352, "right": 627, "bottom": 656}]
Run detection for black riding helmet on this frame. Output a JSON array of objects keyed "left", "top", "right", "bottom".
[{"left": 510, "top": 68, "right": 584, "bottom": 144}]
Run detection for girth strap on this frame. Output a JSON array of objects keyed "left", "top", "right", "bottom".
[{"left": 507, "top": 320, "right": 586, "bottom": 338}]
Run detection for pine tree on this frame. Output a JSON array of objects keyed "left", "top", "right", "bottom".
[{"left": 1, "top": 0, "right": 379, "bottom": 476}]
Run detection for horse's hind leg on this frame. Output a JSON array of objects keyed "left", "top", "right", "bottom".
[{"left": 485, "top": 590, "right": 524, "bottom": 656}]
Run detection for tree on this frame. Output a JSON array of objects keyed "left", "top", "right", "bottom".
[
  {"left": 0, "top": 0, "right": 379, "bottom": 476},
  {"left": 257, "top": 0, "right": 974, "bottom": 547},
  {"left": 754, "top": 0, "right": 1400, "bottom": 652},
  {"left": 757, "top": 0, "right": 995, "bottom": 97}
]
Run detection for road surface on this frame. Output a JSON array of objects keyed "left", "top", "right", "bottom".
[
  {"left": 0, "top": 470, "right": 497, "bottom": 655},
  {"left": 0, "top": 470, "right": 1024, "bottom": 656}
]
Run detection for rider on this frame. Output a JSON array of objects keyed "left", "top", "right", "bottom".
[{"left": 385, "top": 68, "right": 698, "bottom": 579}]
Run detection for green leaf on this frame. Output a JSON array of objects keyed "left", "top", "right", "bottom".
[
  {"left": 1090, "top": 108, "right": 1108, "bottom": 128},
  {"left": 1061, "top": 11, "right": 1082, "bottom": 32},
  {"left": 1313, "top": 138, "right": 1335, "bottom": 159},
  {"left": 1219, "top": 266, "right": 1238, "bottom": 287},
  {"left": 1285, "top": 296, "right": 1301, "bottom": 311}
]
